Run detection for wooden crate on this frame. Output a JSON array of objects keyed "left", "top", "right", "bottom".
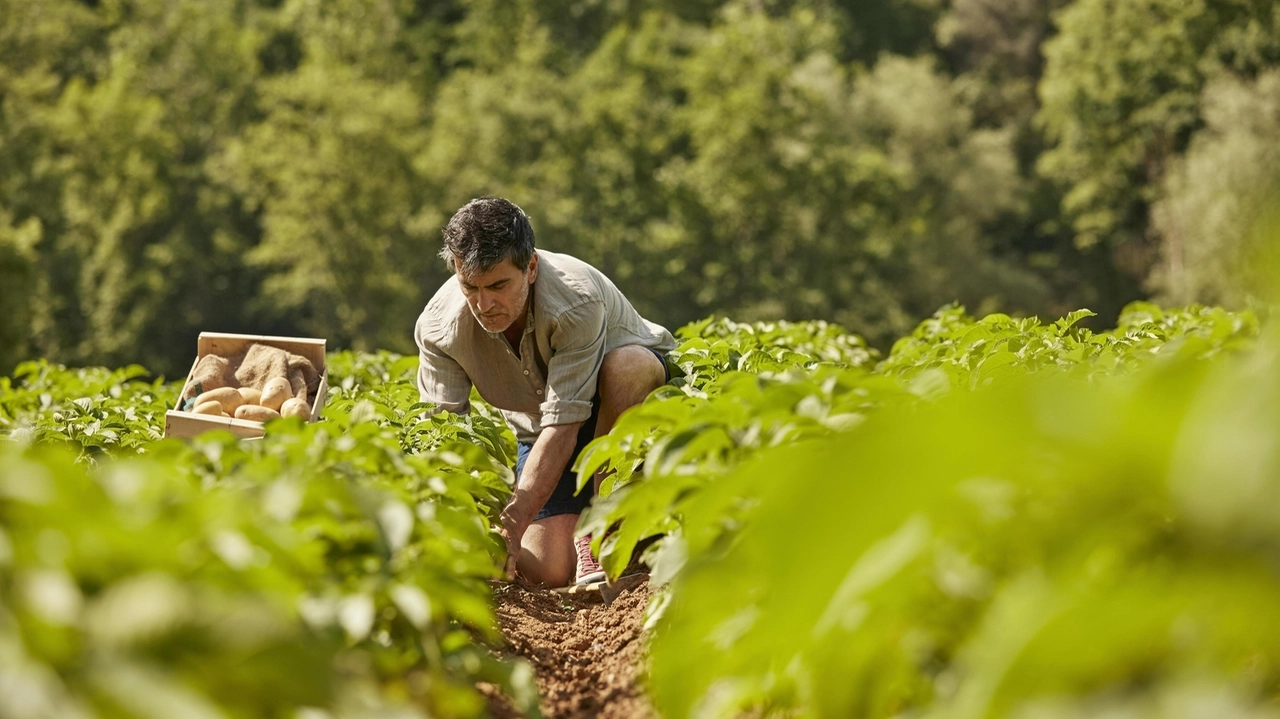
[{"left": 163, "top": 332, "right": 329, "bottom": 440}]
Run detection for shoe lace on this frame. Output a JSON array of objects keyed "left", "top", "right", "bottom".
[{"left": 576, "top": 535, "right": 602, "bottom": 573}]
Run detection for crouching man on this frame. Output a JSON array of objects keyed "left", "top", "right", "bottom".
[{"left": 415, "top": 197, "right": 675, "bottom": 587}]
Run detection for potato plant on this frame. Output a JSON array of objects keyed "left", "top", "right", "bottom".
[
  {"left": 0, "top": 361, "right": 174, "bottom": 457},
  {"left": 576, "top": 302, "right": 1260, "bottom": 585},
  {"left": 648, "top": 319, "right": 1280, "bottom": 718}
]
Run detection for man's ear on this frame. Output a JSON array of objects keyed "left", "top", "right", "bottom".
[{"left": 527, "top": 252, "right": 539, "bottom": 284}]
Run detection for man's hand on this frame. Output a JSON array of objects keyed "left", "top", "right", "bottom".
[
  {"left": 498, "top": 501, "right": 533, "bottom": 580},
  {"left": 497, "top": 421, "right": 584, "bottom": 582}
]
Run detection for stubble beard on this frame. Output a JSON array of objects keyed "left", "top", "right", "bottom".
[{"left": 476, "top": 312, "right": 509, "bottom": 333}]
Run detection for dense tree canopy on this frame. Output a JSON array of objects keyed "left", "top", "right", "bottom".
[
  {"left": 2, "top": 0, "right": 1277, "bottom": 376},
  {"left": 1038, "top": 0, "right": 1280, "bottom": 272}
]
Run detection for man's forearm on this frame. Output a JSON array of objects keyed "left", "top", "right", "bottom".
[{"left": 506, "top": 422, "right": 584, "bottom": 526}]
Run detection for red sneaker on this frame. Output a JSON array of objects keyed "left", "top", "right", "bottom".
[{"left": 575, "top": 534, "right": 606, "bottom": 585}]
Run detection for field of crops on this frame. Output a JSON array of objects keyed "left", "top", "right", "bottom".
[{"left": 2, "top": 302, "right": 1278, "bottom": 719}]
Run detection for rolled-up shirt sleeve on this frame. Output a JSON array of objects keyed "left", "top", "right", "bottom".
[
  {"left": 539, "top": 300, "right": 607, "bottom": 426},
  {"left": 416, "top": 329, "right": 472, "bottom": 415}
]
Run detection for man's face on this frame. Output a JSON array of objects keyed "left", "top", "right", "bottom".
[{"left": 455, "top": 254, "right": 538, "bottom": 334}]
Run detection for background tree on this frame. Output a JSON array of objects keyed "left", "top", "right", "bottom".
[
  {"left": 5, "top": 0, "right": 1280, "bottom": 375},
  {"left": 1038, "top": 0, "right": 1280, "bottom": 281},
  {"left": 1150, "top": 70, "right": 1280, "bottom": 306},
  {"left": 0, "top": 0, "right": 267, "bottom": 375},
  {"left": 421, "top": 2, "right": 1052, "bottom": 343},
  {"left": 213, "top": 61, "right": 434, "bottom": 353}
]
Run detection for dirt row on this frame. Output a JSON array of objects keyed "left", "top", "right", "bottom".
[{"left": 482, "top": 577, "right": 657, "bottom": 719}]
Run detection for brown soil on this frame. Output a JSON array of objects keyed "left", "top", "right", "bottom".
[{"left": 482, "top": 577, "right": 657, "bottom": 719}]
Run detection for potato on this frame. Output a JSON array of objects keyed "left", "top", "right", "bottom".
[
  {"left": 238, "top": 387, "right": 262, "bottom": 406},
  {"left": 193, "top": 400, "right": 225, "bottom": 416},
  {"left": 235, "top": 405, "right": 281, "bottom": 423},
  {"left": 260, "top": 377, "right": 292, "bottom": 411},
  {"left": 194, "top": 387, "right": 244, "bottom": 415},
  {"left": 280, "top": 397, "right": 311, "bottom": 419}
]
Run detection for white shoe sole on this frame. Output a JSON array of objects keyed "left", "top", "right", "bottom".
[{"left": 575, "top": 570, "right": 607, "bottom": 586}]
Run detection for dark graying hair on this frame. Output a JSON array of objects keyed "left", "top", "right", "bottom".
[{"left": 439, "top": 197, "right": 535, "bottom": 276}]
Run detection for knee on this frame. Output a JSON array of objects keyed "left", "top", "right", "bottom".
[
  {"left": 520, "top": 559, "right": 573, "bottom": 588},
  {"left": 600, "top": 345, "right": 666, "bottom": 393},
  {"left": 516, "top": 516, "right": 578, "bottom": 588}
]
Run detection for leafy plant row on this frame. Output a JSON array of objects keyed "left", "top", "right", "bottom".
[
  {"left": 1, "top": 355, "right": 533, "bottom": 718},
  {"left": 576, "top": 302, "right": 1260, "bottom": 583},
  {"left": 645, "top": 314, "right": 1280, "bottom": 718}
]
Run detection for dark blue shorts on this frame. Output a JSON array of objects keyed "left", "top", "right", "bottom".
[{"left": 516, "top": 347, "right": 671, "bottom": 521}]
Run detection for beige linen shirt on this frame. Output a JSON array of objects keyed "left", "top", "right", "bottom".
[{"left": 415, "top": 250, "right": 676, "bottom": 444}]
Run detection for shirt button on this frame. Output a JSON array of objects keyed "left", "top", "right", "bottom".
[
  {"left": 523, "top": 370, "right": 529, "bottom": 375},
  {"left": 536, "top": 389, "right": 543, "bottom": 395}
]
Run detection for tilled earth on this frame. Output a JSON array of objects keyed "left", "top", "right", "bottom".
[{"left": 482, "top": 577, "right": 657, "bottom": 719}]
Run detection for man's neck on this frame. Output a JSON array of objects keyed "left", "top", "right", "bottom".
[{"left": 502, "top": 323, "right": 523, "bottom": 354}]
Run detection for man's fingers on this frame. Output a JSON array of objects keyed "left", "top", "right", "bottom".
[{"left": 498, "top": 525, "right": 522, "bottom": 581}]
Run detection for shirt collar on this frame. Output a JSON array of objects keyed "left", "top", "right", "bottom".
[{"left": 523, "top": 282, "right": 536, "bottom": 335}]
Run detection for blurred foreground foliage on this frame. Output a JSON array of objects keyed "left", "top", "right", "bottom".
[
  {"left": 0, "top": 304, "right": 1272, "bottom": 717},
  {"left": 568, "top": 304, "right": 1275, "bottom": 718},
  {"left": 0, "top": 355, "right": 535, "bottom": 718},
  {"left": 651, "top": 339, "right": 1280, "bottom": 718}
]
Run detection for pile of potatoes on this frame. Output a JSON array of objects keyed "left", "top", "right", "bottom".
[{"left": 189, "top": 376, "right": 311, "bottom": 423}]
